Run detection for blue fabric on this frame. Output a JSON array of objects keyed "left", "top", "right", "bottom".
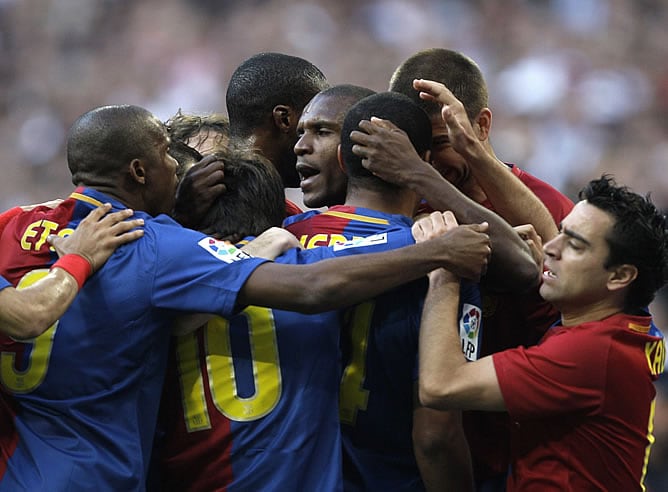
[{"left": 0, "top": 188, "right": 266, "bottom": 491}]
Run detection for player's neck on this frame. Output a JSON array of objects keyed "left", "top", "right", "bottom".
[
  {"left": 559, "top": 301, "right": 625, "bottom": 327},
  {"left": 343, "top": 188, "right": 417, "bottom": 218},
  {"left": 79, "top": 184, "right": 138, "bottom": 211}
]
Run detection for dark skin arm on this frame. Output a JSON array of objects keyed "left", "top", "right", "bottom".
[
  {"left": 413, "top": 388, "right": 474, "bottom": 492},
  {"left": 237, "top": 222, "right": 492, "bottom": 313},
  {"left": 172, "top": 155, "right": 226, "bottom": 229},
  {"left": 351, "top": 122, "right": 539, "bottom": 293}
]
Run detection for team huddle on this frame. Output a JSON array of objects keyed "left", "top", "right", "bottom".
[{"left": 0, "top": 49, "right": 666, "bottom": 492}]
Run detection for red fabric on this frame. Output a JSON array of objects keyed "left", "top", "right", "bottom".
[
  {"left": 51, "top": 254, "right": 92, "bottom": 290},
  {"left": 463, "top": 165, "right": 575, "bottom": 481},
  {"left": 0, "top": 207, "right": 23, "bottom": 239},
  {"left": 284, "top": 199, "right": 302, "bottom": 218},
  {"left": 494, "top": 313, "right": 661, "bottom": 491}
]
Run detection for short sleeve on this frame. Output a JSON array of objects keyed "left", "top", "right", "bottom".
[
  {"left": 147, "top": 219, "right": 268, "bottom": 317},
  {"left": 493, "top": 327, "right": 608, "bottom": 420}
]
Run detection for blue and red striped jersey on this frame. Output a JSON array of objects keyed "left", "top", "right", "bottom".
[{"left": 0, "top": 187, "right": 266, "bottom": 491}]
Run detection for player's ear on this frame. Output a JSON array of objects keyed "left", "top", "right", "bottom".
[
  {"left": 421, "top": 150, "right": 431, "bottom": 164},
  {"left": 337, "top": 145, "right": 347, "bottom": 174},
  {"left": 475, "top": 108, "right": 492, "bottom": 140},
  {"left": 272, "top": 105, "right": 294, "bottom": 133},
  {"left": 129, "top": 159, "right": 146, "bottom": 185},
  {"left": 607, "top": 264, "right": 638, "bottom": 293}
]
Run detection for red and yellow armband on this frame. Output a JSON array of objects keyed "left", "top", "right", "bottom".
[{"left": 51, "top": 254, "right": 92, "bottom": 290}]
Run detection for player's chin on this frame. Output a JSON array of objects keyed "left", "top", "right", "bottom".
[
  {"left": 538, "top": 282, "right": 556, "bottom": 303},
  {"left": 302, "top": 192, "right": 322, "bottom": 210}
]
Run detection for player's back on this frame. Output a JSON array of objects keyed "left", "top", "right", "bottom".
[
  {"left": 0, "top": 188, "right": 265, "bottom": 490},
  {"left": 156, "top": 251, "right": 344, "bottom": 492},
  {"left": 286, "top": 205, "right": 482, "bottom": 491}
]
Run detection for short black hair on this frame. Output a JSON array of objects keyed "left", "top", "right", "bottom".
[
  {"left": 67, "top": 105, "right": 165, "bottom": 185},
  {"left": 580, "top": 175, "right": 668, "bottom": 310},
  {"left": 340, "top": 91, "right": 431, "bottom": 190},
  {"left": 226, "top": 52, "right": 328, "bottom": 137},
  {"left": 315, "top": 84, "right": 377, "bottom": 108},
  {"left": 389, "top": 48, "right": 488, "bottom": 120},
  {"left": 198, "top": 149, "right": 286, "bottom": 243}
]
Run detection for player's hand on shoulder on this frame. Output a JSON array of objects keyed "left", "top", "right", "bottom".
[
  {"left": 242, "top": 227, "right": 301, "bottom": 260},
  {"left": 47, "top": 204, "right": 144, "bottom": 272}
]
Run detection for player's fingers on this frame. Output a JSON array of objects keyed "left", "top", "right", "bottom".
[
  {"left": 350, "top": 129, "right": 372, "bottom": 146},
  {"left": 351, "top": 143, "right": 369, "bottom": 158},
  {"left": 368, "top": 117, "right": 399, "bottom": 131},
  {"left": 414, "top": 78, "right": 457, "bottom": 102},
  {"left": 195, "top": 154, "right": 220, "bottom": 167},
  {"left": 199, "top": 183, "right": 227, "bottom": 201},
  {"left": 192, "top": 161, "right": 225, "bottom": 182},
  {"left": 45, "top": 234, "right": 62, "bottom": 248},
  {"left": 413, "top": 79, "right": 446, "bottom": 100},
  {"left": 109, "top": 229, "right": 144, "bottom": 246},
  {"left": 98, "top": 208, "right": 135, "bottom": 226},
  {"left": 442, "top": 210, "right": 459, "bottom": 229},
  {"left": 198, "top": 168, "right": 226, "bottom": 188},
  {"left": 80, "top": 203, "right": 112, "bottom": 224},
  {"left": 514, "top": 223, "right": 537, "bottom": 240},
  {"left": 108, "top": 218, "right": 145, "bottom": 235},
  {"left": 357, "top": 119, "right": 380, "bottom": 134}
]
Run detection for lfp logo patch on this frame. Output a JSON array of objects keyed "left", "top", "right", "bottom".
[
  {"left": 459, "top": 303, "right": 482, "bottom": 361},
  {"left": 332, "top": 233, "right": 388, "bottom": 251},
  {"left": 198, "top": 237, "right": 252, "bottom": 263}
]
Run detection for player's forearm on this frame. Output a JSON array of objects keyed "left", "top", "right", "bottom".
[
  {"left": 240, "top": 240, "right": 447, "bottom": 313},
  {"left": 408, "top": 169, "right": 539, "bottom": 291},
  {"left": 470, "top": 156, "right": 559, "bottom": 242},
  {"left": 418, "top": 270, "right": 466, "bottom": 409},
  {"left": 419, "top": 270, "right": 506, "bottom": 412},
  {"left": 0, "top": 269, "right": 78, "bottom": 339},
  {"left": 413, "top": 407, "right": 474, "bottom": 492}
]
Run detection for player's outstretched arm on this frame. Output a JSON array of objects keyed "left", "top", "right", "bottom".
[
  {"left": 0, "top": 204, "right": 144, "bottom": 339},
  {"left": 239, "top": 218, "right": 491, "bottom": 313}
]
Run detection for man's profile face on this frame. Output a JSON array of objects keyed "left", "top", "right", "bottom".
[
  {"left": 540, "top": 200, "right": 616, "bottom": 312},
  {"left": 428, "top": 114, "right": 471, "bottom": 190},
  {"left": 144, "top": 119, "right": 180, "bottom": 217},
  {"left": 294, "top": 94, "right": 349, "bottom": 209}
]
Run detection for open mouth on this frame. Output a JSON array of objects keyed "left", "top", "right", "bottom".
[{"left": 296, "top": 162, "right": 319, "bottom": 185}]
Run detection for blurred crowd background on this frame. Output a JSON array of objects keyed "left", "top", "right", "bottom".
[{"left": 1, "top": 0, "right": 667, "bottom": 488}]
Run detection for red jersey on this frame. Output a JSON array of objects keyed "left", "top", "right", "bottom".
[
  {"left": 494, "top": 312, "right": 665, "bottom": 491},
  {"left": 0, "top": 207, "right": 23, "bottom": 239},
  {"left": 462, "top": 165, "right": 574, "bottom": 483},
  {"left": 284, "top": 199, "right": 302, "bottom": 218}
]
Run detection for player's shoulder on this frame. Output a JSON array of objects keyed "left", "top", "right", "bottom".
[
  {"left": 508, "top": 164, "right": 574, "bottom": 219},
  {"left": 510, "top": 164, "right": 568, "bottom": 198},
  {"left": 283, "top": 209, "right": 324, "bottom": 229}
]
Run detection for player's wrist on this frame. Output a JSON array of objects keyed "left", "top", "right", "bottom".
[{"left": 51, "top": 254, "right": 93, "bottom": 290}]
